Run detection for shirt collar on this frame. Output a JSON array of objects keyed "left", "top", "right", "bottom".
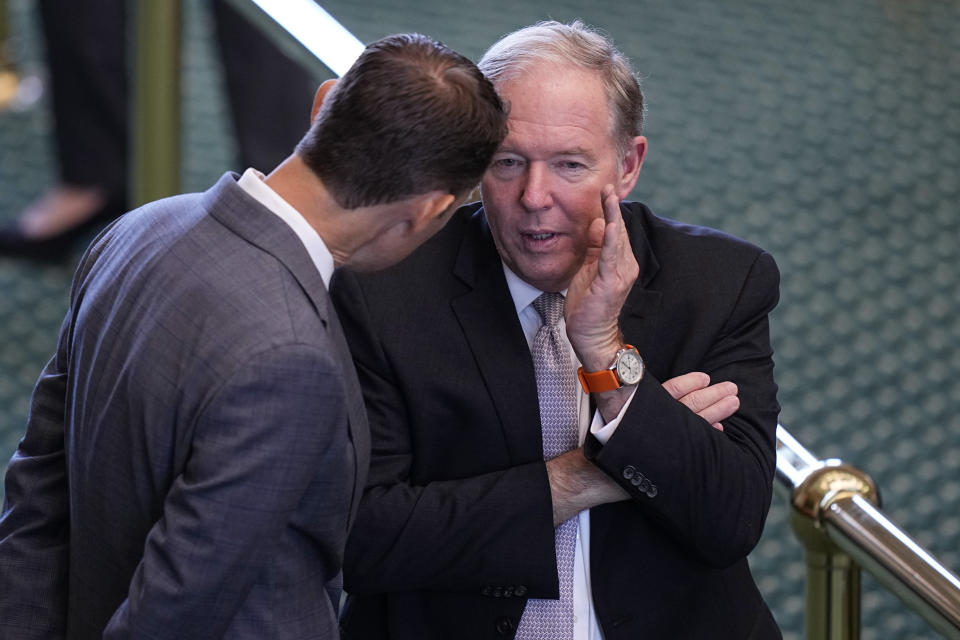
[
  {"left": 501, "top": 262, "right": 568, "bottom": 314},
  {"left": 236, "top": 167, "right": 335, "bottom": 288}
]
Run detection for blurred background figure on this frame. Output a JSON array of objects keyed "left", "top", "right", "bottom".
[
  {"left": 0, "top": 0, "right": 319, "bottom": 259},
  {"left": 0, "top": 1, "right": 21, "bottom": 110}
]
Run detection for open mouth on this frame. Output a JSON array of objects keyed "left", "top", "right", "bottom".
[{"left": 521, "top": 231, "right": 561, "bottom": 251}]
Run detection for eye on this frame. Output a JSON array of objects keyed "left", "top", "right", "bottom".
[
  {"left": 489, "top": 156, "right": 524, "bottom": 178},
  {"left": 561, "top": 161, "right": 585, "bottom": 170}
]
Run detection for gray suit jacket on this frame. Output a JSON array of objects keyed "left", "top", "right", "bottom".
[{"left": 0, "top": 173, "right": 369, "bottom": 639}]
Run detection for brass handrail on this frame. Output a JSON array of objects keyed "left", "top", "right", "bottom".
[
  {"left": 222, "top": 0, "right": 363, "bottom": 77},
  {"left": 776, "top": 423, "right": 960, "bottom": 639}
]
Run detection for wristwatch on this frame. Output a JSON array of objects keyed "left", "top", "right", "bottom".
[{"left": 577, "top": 345, "right": 644, "bottom": 393}]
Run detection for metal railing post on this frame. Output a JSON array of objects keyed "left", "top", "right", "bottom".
[
  {"left": 789, "top": 460, "right": 879, "bottom": 639},
  {"left": 132, "top": 0, "right": 181, "bottom": 206},
  {"left": 776, "top": 424, "right": 960, "bottom": 639}
]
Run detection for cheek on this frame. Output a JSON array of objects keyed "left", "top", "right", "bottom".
[
  {"left": 558, "top": 190, "right": 604, "bottom": 234},
  {"left": 485, "top": 212, "right": 515, "bottom": 257},
  {"left": 568, "top": 184, "right": 605, "bottom": 212},
  {"left": 480, "top": 176, "right": 516, "bottom": 205},
  {"left": 480, "top": 187, "right": 520, "bottom": 239}
]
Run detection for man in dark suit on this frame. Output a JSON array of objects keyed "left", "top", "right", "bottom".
[
  {"left": 0, "top": 34, "right": 506, "bottom": 639},
  {"left": 332, "top": 21, "right": 782, "bottom": 639}
]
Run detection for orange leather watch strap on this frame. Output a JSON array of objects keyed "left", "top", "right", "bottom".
[
  {"left": 577, "top": 367, "right": 620, "bottom": 393},
  {"left": 576, "top": 344, "right": 638, "bottom": 393}
]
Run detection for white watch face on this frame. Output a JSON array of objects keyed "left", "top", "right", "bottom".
[{"left": 616, "top": 351, "right": 644, "bottom": 385}]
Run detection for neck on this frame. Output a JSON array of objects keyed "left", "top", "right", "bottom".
[{"left": 264, "top": 155, "right": 373, "bottom": 268}]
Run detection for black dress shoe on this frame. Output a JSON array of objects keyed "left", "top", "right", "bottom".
[{"left": 0, "top": 199, "right": 126, "bottom": 262}]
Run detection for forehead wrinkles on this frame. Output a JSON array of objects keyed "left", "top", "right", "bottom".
[
  {"left": 501, "top": 119, "right": 588, "bottom": 161},
  {"left": 500, "top": 118, "right": 596, "bottom": 157},
  {"left": 496, "top": 62, "right": 616, "bottom": 140},
  {"left": 498, "top": 65, "right": 615, "bottom": 156}
]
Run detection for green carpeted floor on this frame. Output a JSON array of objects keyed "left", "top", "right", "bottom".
[{"left": 1, "top": 1, "right": 958, "bottom": 637}]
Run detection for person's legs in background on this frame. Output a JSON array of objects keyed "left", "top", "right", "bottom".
[
  {"left": 212, "top": 0, "right": 318, "bottom": 172},
  {"left": 0, "top": 0, "right": 128, "bottom": 258},
  {"left": 0, "top": 0, "right": 318, "bottom": 259}
]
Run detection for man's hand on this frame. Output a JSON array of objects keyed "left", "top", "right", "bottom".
[
  {"left": 564, "top": 185, "right": 638, "bottom": 372},
  {"left": 545, "top": 373, "right": 739, "bottom": 524},
  {"left": 663, "top": 371, "right": 739, "bottom": 432},
  {"left": 564, "top": 186, "right": 640, "bottom": 421}
]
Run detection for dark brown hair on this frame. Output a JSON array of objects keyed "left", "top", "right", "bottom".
[{"left": 296, "top": 33, "right": 507, "bottom": 209}]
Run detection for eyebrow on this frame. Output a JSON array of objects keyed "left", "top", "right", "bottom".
[
  {"left": 493, "top": 145, "right": 597, "bottom": 160},
  {"left": 558, "top": 147, "right": 592, "bottom": 157},
  {"left": 497, "top": 145, "right": 593, "bottom": 157}
]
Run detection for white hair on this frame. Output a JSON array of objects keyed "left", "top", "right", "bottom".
[{"left": 478, "top": 20, "right": 644, "bottom": 158}]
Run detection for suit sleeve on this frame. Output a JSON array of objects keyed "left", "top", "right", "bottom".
[
  {"left": 586, "top": 250, "right": 781, "bottom": 567},
  {"left": 334, "top": 271, "right": 559, "bottom": 598},
  {"left": 0, "top": 239, "right": 108, "bottom": 640},
  {"left": 0, "top": 339, "right": 71, "bottom": 639},
  {"left": 102, "top": 344, "right": 348, "bottom": 639}
]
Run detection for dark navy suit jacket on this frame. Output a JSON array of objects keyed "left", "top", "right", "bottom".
[
  {"left": 332, "top": 201, "right": 782, "bottom": 639},
  {"left": 0, "top": 173, "right": 369, "bottom": 638}
]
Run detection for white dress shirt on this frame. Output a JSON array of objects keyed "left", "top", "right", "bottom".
[
  {"left": 502, "top": 265, "right": 637, "bottom": 640},
  {"left": 237, "top": 168, "right": 335, "bottom": 288}
]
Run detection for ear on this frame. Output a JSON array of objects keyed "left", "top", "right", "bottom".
[
  {"left": 310, "top": 79, "right": 339, "bottom": 122},
  {"left": 614, "top": 135, "right": 648, "bottom": 200},
  {"left": 408, "top": 191, "right": 457, "bottom": 231}
]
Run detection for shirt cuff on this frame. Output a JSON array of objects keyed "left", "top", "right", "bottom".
[{"left": 588, "top": 386, "right": 638, "bottom": 445}]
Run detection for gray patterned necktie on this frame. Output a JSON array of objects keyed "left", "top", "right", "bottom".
[{"left": 516, "top": 292, "right": 579, "bottom": 640}]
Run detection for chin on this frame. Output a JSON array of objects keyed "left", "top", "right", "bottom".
[
  {"left": 522, "top": 273, "right": 570, "bottom": 293},
  {"left": 525, "top": 264, "right": 576, "bottom": 291}
]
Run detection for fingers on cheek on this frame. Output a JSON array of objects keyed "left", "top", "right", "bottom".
[{"left": 604, "top": 191, "right": 618, "bottom": 212}]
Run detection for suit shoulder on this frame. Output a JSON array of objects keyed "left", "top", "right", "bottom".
[
  {"left": 625, "top": 201, "right": 767, "bottom": 253},
  {"left": 623, "top": 201, "right": 777, "bottom": 275},
  {"left": 86, "top": 201, "right": 325, "bottom": 354}
]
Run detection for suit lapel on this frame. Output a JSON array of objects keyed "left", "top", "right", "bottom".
[
  {"left": 450, "top": 210, "right": 544, "bottom": 465},
  {"left": 619, "top": 207, "right": 663, "bottom": 361},
  {"left": 592, "top": 205, "right": 663, "bottom": 570},
  {"left": 324, "top": 306, "right": 370, "bottom": 515},
  {"left": 203, "top": 173, "right": 369, "bottom": 511},
  {"left": 203, "top": 173, "right": 332, "bottom": 321}
]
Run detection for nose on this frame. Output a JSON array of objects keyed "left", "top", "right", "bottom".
[{"left": 520, "top": 163, "right": 553, "bottom": 211}]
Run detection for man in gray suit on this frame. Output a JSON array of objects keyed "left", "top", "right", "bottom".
[{"left": 0, "top": 34, "right": 506, "bottom": 639}]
